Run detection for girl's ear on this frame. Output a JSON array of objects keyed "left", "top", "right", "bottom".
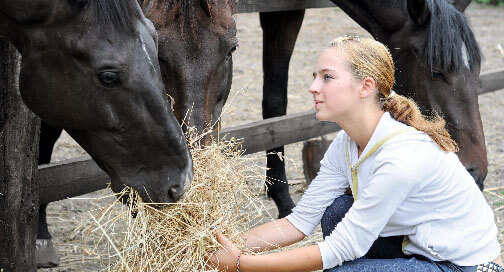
[{"left": 360, "top": 77, "right": 376, "bottom": 99}]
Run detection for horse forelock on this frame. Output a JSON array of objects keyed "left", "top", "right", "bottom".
[
  {"left": 421, "top": 0, "right": 481, "bottom": 72},
  {"left": 87, "top": 0, "right": 140, "bottom": 33},
  {"left": 142, "top": 0, "right": 234, "bottom": 38}
]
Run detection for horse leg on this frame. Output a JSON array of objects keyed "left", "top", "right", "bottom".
[
  {"left": 36, "top": 121, "right": 62, "bottom": 268},
  {"left": 260, "top": 10, "right": 305, "bottom": 219}
]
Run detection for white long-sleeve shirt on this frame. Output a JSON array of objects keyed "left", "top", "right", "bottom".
[{"left": 286, "top": 112, "right": 500, "bottom": 270}]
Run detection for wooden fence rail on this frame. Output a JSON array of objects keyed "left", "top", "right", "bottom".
[
  {"left": 235, "top": 0, "right": 335, "bottom": 13},
  {"left": 38, "top": 68, "right": 504, "bottom": 204},
  {"left": 38, "top": 111, "right": 341, "bottom": 204},
  {"left": 479, "top": 68, "right": 504, "bottom": 95}
]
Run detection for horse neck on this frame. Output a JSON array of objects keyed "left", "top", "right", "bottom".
[
  {"left": 0, "top": 1, "right": 54, "bottom": 23},
  {"left": 0, "top": 1, "right": 56, "bottom": 52},
  {"left": 330, "top": 0, "right": 408, "bottom": 39}
]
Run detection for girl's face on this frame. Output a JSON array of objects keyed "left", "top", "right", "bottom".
[{"left": 309, "top": 48, "right": 362, "bottom": 123}]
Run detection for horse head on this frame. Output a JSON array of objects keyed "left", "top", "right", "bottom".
[
  {"left": 141, "top": 0, "right": 237, "bottom": 141},
  {"left": 0, "top": 0, "right": 193, "bottom": 203},
  {"left": 332, "top": 0, "right": 487, "bottom": 188}
]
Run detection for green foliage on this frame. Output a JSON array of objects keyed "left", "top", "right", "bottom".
[{"left": 475, "top": 0, "right": 504, "bottom": 6}]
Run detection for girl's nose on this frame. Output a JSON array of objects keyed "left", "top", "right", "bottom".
[{"left": 309, "top": 79, "right": 320, "bottom": 94}]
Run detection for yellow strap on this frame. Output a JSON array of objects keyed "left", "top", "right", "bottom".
[
  {"left": 402, "top": 237, "right": 412, "bottom": 254},
  {"left": 346, "top": 127, "right": 417, "bottom": 201}
]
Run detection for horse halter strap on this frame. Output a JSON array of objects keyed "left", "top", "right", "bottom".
[{"left": 345, "top": 127, "right": 417, "bottom": 201}]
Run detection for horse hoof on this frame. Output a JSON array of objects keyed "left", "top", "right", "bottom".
[{"left": 36, "top": 239, "right": 60, "bottom": 268}]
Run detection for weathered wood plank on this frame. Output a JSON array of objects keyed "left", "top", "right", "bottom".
[
  {"left": 0, "top": 40, "right": 39, "bottom": 272},
  {"left": 479, "top": 68, "right": 504, "bottom": 95},
  {"left": 38, "top": 156, "right": 109, "bottom": 204},
  {"left": 37, "top": 110, "right": 341, "bottom": 203},
  {"left": 235, "top": 0, "right": 336, "bottom": 14},
  {"left": 218, "top": 110, "right": 340, "bottom": 154}
]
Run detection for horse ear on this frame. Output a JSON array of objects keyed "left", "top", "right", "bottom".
[
  {"left": 200, "top": 0, "right": 212, "bottom": 17},
  {"left": 200, "top": 0, "right": 233, "bottom": 17},
  {"left": 450, "top": 0, "right": 472, "bottom": 12},
  {"left": 407, "top": 0, "right": 431, "bottom": 27},
  {"left": 67, "top": 0, "right": 88, "bottom": 9}
]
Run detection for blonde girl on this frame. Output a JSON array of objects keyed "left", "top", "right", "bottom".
[{"left": 208, "top": 36, "right": 503, "bottom": 272}]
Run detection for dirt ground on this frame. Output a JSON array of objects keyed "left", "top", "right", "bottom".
[{"left": 39, "top": 4, "right": 504, "bottom": 271}]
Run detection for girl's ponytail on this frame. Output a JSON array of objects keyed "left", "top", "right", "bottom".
[{"left": 383, "top": 93, "right": 458, "bottom": 152}]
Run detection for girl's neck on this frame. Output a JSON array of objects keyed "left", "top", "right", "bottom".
[{"left": 340, "top": 110, "right": 385, "bottom": 157}]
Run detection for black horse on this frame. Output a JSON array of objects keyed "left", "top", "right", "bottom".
[
  {"left": 260, "top": 0, "right": 486, "bottom": 218},
  {"left": 0, "top": 0, "right": 194, "bottom": 268},
  {"left": 35, "top": 0, "right": 237, "bottom": 267}
]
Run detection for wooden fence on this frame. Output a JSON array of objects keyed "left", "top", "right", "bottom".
[{"left": 38, "top": 68, "right": 504, "bottom": 204}]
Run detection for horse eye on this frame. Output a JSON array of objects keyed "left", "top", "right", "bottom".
[
  {"left": 432, "top": 70, "right": 446, "bottom": 80},
  {"left": 227, "top": 45, "right": 238, "bottom": 58},
  {"left": 98, "top": 71, "right": 120, "bottom": 88}
]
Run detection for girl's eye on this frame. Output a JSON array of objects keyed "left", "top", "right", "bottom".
[{"left": 324, "top": 74, "right": 334, "bottom": 80}]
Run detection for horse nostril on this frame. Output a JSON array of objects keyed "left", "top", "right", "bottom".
[
  {"left": 168, "top": 172, "right": 192, "bottom": 202},
  {"left": 466, "top": 167, "right": 486, "bottom": 191},
  {"left": 170, "top": 185, "right": 180, "bottom": 194},
  {"left": 169, "top": 184, "right": 184, "bottom": 202}
]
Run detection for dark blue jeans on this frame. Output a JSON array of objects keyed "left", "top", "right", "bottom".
[{"left": 320, "top": 195, "right": 476, "bottom": 272}]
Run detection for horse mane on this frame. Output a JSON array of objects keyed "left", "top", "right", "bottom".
[
  {"left": 422, "top": 0, "right": 481, "bottom": 72},
  {"left": 165, "top": 0, "right": 235, "bottom": 15},
  {"left": 142, "top": 0, "right": 235, "bottom": 23},
  {"left": 141, "top": 0, "right": 235, "bottom": 41},
  {"left": 88, "top": 0, "right": 140, "bottom": 33},
  {"left": 382, "top": 0, "right": 481, "bottom": 72}
]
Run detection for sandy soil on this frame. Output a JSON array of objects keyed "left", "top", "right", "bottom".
[{"left": 39, "top": 4, "right": 504, "bottom": 271}]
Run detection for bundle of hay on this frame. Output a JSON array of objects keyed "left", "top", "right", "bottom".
[{"left": 85, "top": 131, "right": 267, "bottom": 271}]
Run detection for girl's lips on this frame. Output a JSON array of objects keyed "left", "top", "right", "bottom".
[{"left": 314, "top": 100, "right": 323, "bottom": 107}]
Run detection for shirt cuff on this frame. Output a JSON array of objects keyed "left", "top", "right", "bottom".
[
  {"left": 317, "top": 240, "right": 341, "bottom": 270},
  {"left": 285, "top": 213, "right": 316, "bottom": 236}
]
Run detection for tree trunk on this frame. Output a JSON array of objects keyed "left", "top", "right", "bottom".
[{"left": 0, "top": 39, "right": 40, "bottom": 271}]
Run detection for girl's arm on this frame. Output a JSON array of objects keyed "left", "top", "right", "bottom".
[
  {"left": 240, "top": 245, "right": 323, "bottom": 272},
  {"left": 242, "top": 218, "right": 306, "bottom": 252},
  {"left": 210, "top": 231, "right": 322, "bottom": 272},
  {"left": 209, "top": 135, "right": 349, "bottom": 271}
]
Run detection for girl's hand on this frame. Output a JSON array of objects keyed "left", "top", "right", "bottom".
[{"left": 207, "top": 233, "right": 241, "bottom": 272}]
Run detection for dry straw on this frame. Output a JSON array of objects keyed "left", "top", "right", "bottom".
[{"left": 83, "top": 128, "right": 268, "bottom": 271}]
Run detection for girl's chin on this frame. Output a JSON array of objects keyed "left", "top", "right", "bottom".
[
  {"left": 315, "top": 112, "right": 337, "bottom": 123},
  {"left": 315, "top": 112, "right": 328, "bottom": 121}
]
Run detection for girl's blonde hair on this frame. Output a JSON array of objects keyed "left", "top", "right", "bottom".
[{"left": 327, "top": 36, "right": 458, "bottom": 152}]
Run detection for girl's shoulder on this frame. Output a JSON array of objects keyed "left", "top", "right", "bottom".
[
  {"left": 377, "top": 131, "right": 456, "bottom": 174},
  {"left": 383, "top": 129, "right": 438, "bottom": 152}
]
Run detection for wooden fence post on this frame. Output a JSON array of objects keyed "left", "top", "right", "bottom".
[{"left": 0, "top": 39, "right": 40, "bottom": 271}]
